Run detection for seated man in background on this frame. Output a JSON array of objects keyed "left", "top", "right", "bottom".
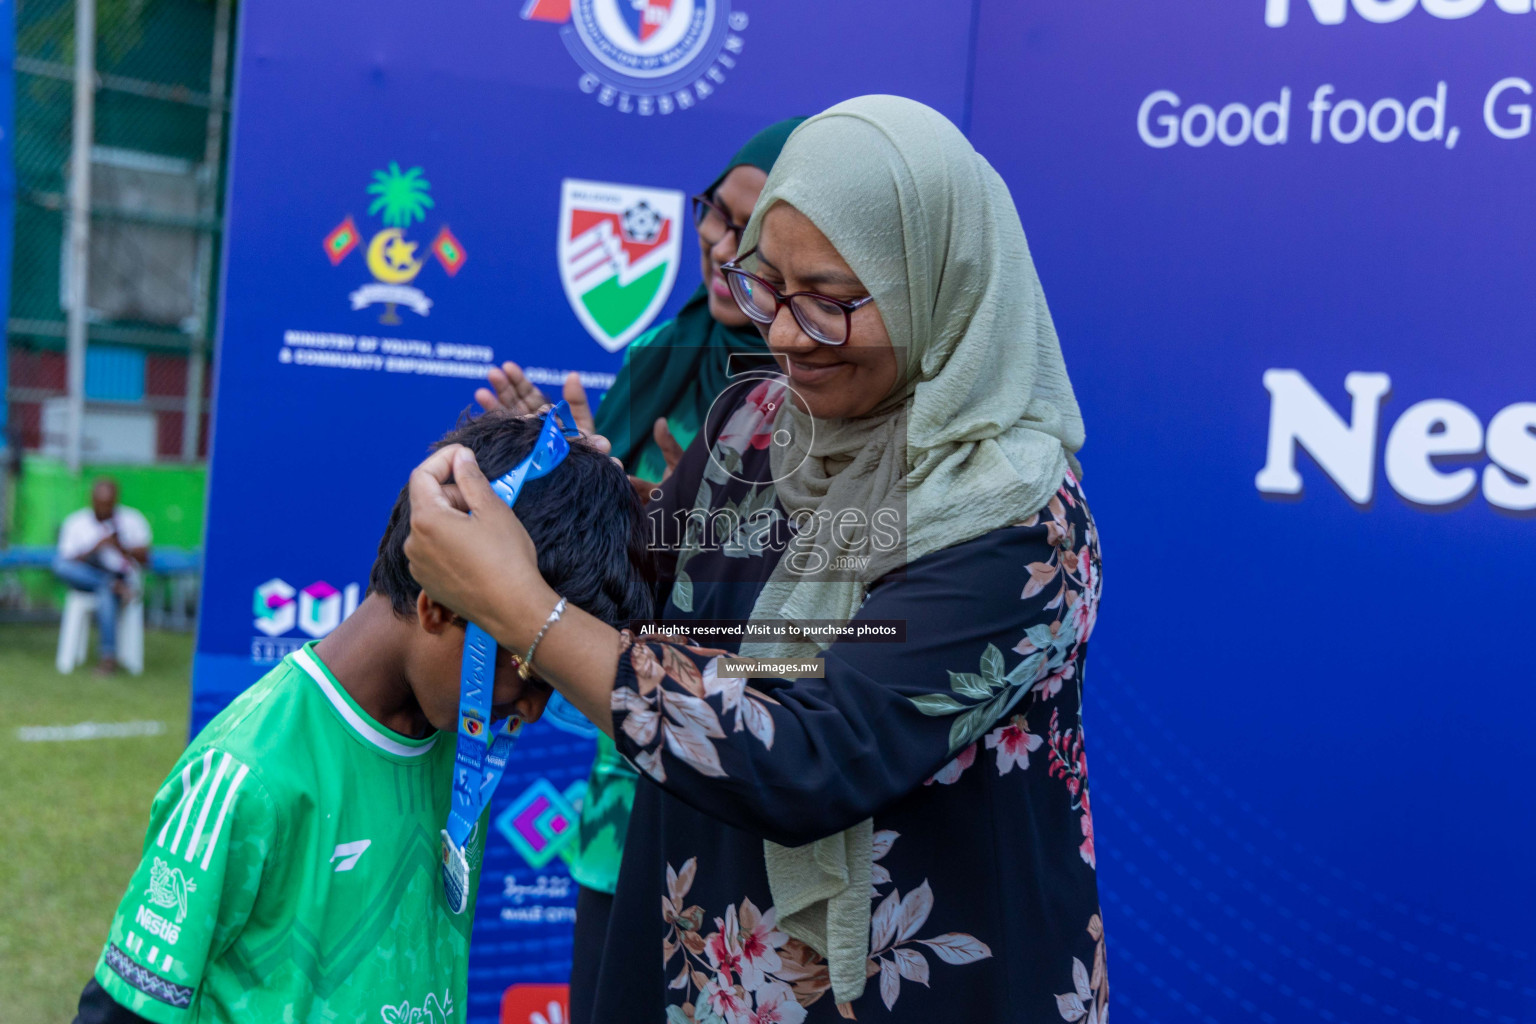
[
  {"left": 73, "top": 410, "right": 655, "bottom": 1023},
  {"left": 54, "top": 478, "right": 153, "bottom": 674}
]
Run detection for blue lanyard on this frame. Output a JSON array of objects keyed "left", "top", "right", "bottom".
[
  {"left": 441, "top": 402, "right": 581, "bottom": 913},
  {"left": 445, "top": 625, "right": 522, "bottom": 846}
]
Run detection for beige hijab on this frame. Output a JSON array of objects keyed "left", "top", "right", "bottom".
[{"left": 737, "top": 95, "right": 1085, "bottom": 1005}]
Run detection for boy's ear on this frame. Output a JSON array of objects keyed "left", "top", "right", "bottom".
[{"left": 415, "top": 589, "right": 457, "bottom": 635}]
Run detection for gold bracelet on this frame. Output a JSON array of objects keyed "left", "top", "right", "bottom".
[{"left": 519, "top": 595, "right": 567, "bottom": 681}]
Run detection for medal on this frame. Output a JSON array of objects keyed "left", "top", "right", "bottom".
[{"left": 440, "top": 829, "right": 471, "bottom": 915}]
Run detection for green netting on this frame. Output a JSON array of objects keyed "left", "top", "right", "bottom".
[
  {"left": 6, "top": 0, "right": 233, "bottom": 459},
  {"left": 13, "top": 0, "right": 225, "bottom": 313}
]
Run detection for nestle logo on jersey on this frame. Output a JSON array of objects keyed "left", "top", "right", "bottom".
[
  {"left": 1267, "top": 0, "right": 1533, "bottom": 24},
  {"left": 135, "top": 904, "right": 181, "bottom": 944}
]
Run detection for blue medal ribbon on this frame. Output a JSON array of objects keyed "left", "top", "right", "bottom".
[{"left": 441, "top": 401, "right": 582, "bottom": 914}]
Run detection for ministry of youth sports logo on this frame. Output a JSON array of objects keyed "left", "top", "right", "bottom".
[
  {"left": 521, "top": 0, "right": 748, "bottom": 114},
  {"left": 559, "top": 179, "right": 683, "bottom": 352},
  {"left": 321, "top": 163, "right": 467, "bottom": 324}
]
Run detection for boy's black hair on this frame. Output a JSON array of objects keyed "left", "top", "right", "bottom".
[{"left": 369, "top": 410, "right": 654, "bottom": 629}]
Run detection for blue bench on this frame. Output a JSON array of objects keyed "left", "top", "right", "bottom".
[
  {"left": 0, "top": 545, "right": 201, "bottom": 572},
  {"left": 0, "top": 545, "right": 203, "bottom": 628},
  {"left": 0, "top": 546, "right": 54, "bottom": 569}
]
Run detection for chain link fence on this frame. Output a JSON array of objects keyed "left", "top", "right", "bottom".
[
  {"left": 0, "top": 0, "right": 232, "bottom": 621},
  {"left": 6, "top": 0, "right": 232, "bottom": 461}
]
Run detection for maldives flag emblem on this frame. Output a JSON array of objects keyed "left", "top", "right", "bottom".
[{"left": 558, "top": 178, "right": 683, "bottom": 353}]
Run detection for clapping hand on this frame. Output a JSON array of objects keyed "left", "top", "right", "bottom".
[
  {"left": 475, "top": 361, "right": 692, "bottom": 497},
  {"left": 475, "top": 361, "right": 547, "bottom": 417},
  {"left": 476, "top": 362, "right": 596, "bottom": 434},
  {"left": 474, "top": 362, "right": 607, "bottom": 458}
]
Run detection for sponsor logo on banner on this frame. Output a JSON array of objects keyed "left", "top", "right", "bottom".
[
  {"left": 500, "top": 984, "right": 570, "bottom": 1024},
  {"left": 494, "top": 778, "right": 586, "bottom": 869},
  {"left": 1255, "top": 370, "right": 1536, "bottom": 512},
  {"left": 323, "top": 162, "right": 468, "bottom": 324},
  {"left": 558, "top": 179, "right": 683, "bottom": 351},
  {"left": 498, "top": 873, "right": 577, "bottom": 926},
  {"left": 251, "top": 578, "right": 361, "bottom": 662},
  {"left": 1266, "top": 0, "right": 1534, "bottom": 27},
  {"left": 520, "top": 0, "right": 748, "bottom": 114}
]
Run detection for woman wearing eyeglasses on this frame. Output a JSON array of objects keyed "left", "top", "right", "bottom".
[
  {"left": 421, "top": 96, "right": 1105, "bottom": 1022},
  {"left": 475, "top": 117, "right": 805, "bottom": 1024}
]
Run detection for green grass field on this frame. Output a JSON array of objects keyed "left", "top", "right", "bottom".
[{"left": 0, "top": 624, "right": 193, "bottom": 1023}]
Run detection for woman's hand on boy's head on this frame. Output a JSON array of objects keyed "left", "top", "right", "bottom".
[{"left": 404, "top": 444, "right": 552, "bottom": 647}]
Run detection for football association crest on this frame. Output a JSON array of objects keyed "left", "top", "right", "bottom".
[
  {"left": 521, "top": 0, "right": 748, "bottom": 115},
  {"left": 558, "top": 179, "right": 683, "bottom": 352},
  {"left": 323, "top": 162, "right": 467, "bottom": 324}
]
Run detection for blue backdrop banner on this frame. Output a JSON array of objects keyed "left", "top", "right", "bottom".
[
  {"left": 968, "top": 3, "right": 1535, "bottom": 1023},
  {"left": 197, "top": 2, "right": 1533, "bottom": 1022},
  {"left": 197, "top": 3, "right": 971, "bottom": 1022}
]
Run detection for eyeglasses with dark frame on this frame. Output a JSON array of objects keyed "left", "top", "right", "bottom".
[
  {"left": 691, "top": 193, "right": 747, "bottom": 249},
  {"left": 719, "top": 247, "right": 875, "bottom": 346}
]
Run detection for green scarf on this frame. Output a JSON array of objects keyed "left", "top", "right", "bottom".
[{"left": 592, "top": 117, "right": 807, "bottom": 474}]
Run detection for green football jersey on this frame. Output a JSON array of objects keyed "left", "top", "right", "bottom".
[{"left": 94, "top": 641, "right": 484, "bottom": 1024}]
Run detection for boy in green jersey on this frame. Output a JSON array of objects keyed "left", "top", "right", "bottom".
[{"left": 74, "top": 411, "right": 655, "bottom": 1024}]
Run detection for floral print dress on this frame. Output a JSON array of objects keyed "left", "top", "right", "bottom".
[{"left": 587, "top": 379, "right": 1108, "bottom": 1023}]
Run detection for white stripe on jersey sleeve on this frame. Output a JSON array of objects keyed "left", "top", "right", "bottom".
[
  {"left": 168, "top": 751, "right": 214, "bottom": 854},
  {"left": 200, "top": 762, "right": 250, "bottom": 871},
  {"left": 183, "top": 752, "right": 232, "bottom": 863},
  {"left": 155, "top": 759, "right": 197, "bottom": 849}
]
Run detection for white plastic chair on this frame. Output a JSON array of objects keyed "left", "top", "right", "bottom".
[{"left": 56, "top": 590, "right": 144, "bottom": 675}]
